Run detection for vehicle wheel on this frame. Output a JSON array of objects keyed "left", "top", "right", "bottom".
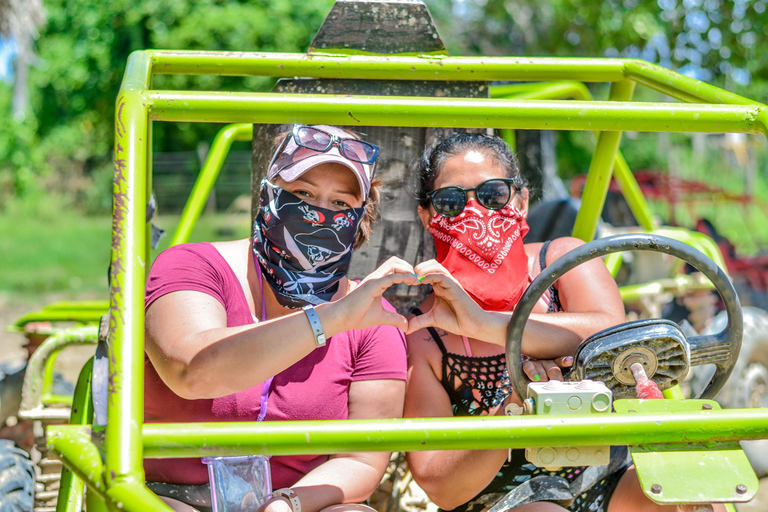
[
  {"left": 0, "top": 439, "right": 35, "bottom": 512},
  {"left": 698, "top": 307, "right": 768, "bottom": 477}
]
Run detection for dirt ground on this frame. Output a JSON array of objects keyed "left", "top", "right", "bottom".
[{"left": 1, "top": 292, "right": 767, "bottom": 510}]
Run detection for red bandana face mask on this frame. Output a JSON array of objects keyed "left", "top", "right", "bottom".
[{"left": 428, "top": 199, "right": 530, "bottom": 311}]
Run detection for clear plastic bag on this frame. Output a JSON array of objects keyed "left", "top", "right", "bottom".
[{"left": 202, "top": 455, "right": 272, "bottom": 512}]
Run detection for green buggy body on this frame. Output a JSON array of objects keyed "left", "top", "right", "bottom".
[{"left": 8, "top": 2, "right": 768, "bottom": 511}]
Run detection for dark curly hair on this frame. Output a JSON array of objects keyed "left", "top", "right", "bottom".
[{"left": 415, "top": 132, "right": 526, "bottom": 209}]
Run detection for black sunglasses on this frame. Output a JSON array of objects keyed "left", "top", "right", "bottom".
[{"left": 427, "top": 178, "right": 522, "bottom": 218}]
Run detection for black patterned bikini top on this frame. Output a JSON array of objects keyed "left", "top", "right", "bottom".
[{"left": 414, "top": 241, "right": 562, "bottom": 417}]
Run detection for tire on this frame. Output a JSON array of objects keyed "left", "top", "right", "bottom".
[
  {"left": 0, "top": 439, "right": 35, "bottom": 512},
  {"left": 696, "top": 306, "right": 768, "bottom": 477}
]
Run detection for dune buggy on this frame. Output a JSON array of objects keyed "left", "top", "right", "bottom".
[{"left": 4, "top": 1, "right": 768, "bottom": 511}]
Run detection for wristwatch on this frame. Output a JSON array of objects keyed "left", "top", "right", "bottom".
[{"left": 272, "top": 487, "right": 301, "bottom": 512}]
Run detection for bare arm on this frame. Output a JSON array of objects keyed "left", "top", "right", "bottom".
[
  {"left": 146, "top": 292, "right": 331, "bottom": 399},
  {"left": 403, "top": 332, "right": 508, "bottom": 510},
  {"left": 146, "top": 258, "right": 418, "bottom": 400},
  {"left": 263, "top": 379, "right": 406, "bottom": 512}
]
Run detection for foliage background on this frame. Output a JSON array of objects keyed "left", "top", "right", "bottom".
[
  {"left": 0, "top": 0, "right": 336, "bottom": 213},
  {"left": 1, "top": 0, "right": 768, "bottom": 295}
]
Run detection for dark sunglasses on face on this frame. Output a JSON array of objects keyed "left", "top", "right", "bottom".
[
  {"left": 292, "top": 125, "right": 380, "bottom": 165},
  {"left": 427, "top": 178, "right": 522, "bottom": 218}
]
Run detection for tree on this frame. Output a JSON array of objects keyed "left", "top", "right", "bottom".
[
  {"left": 0, "top": 0, "right": 334, "bottom": 211},
  {"left": 424, "top": 0, "right": 767, "bottom": 101}
]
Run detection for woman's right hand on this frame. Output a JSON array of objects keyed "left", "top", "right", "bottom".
[{"left": 331, "top": 256, "right": 420, "bottom": 332}]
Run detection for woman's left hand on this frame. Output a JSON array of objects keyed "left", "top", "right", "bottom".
[
  {"left": 406, "top": 260, "right": 490, "bottom": 338},
  {"left": 523, "top": 356, "right": 573, "bottom": 383}
]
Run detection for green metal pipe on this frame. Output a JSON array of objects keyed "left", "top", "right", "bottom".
[
  {"left": 108, "top": 89, "right": 149, "bottom": 485},
  {"left": 107, "top": 480, "right": 172, "bottom": 512},
  {"left": 490, "top": 83, "right": 560, "bottom": 97},
  {"left": 19, "top": 325, "right": 98, "bottom": 416},
  {"left": 85, "top": 491, "right": 110, "bottom": 512},
  {"left": 140, "top": 407, "right": 768, "bottom": 458},
  {"left": 624, "top": 59, "right": 759, "bottom": 106},
  {"left": 121, "top": 51, "right": 152, "bottom": 92},
  {"left": 491, "top": 82, "right": 657, "bottom": 231},
  {"left": 491, "top": 81, "right": 593, "bottom": 101},
  {"left": 141, "top": 50, "right": 629, "bottom": 82},
  {"left": 145, "top": 119, "right": 153, "bottom": 269},
  {"left": 145, "top": 91, "right": 765, "bottom": 134},
  {"left": 47, "top": 426, "right": 107, "bottom": 499},
  {"left": 572, "top": 81, "right": 636, "bottom": 241},
  {"left": 612, "top": 226, "right": 727, "bottom": 292},
  {"left": 757, "top": 109, "right": 768, "bottom": 139},
  {"left": 170, "top": 123, "right": 254, "bottom": 246},
  {"left": 48, "top": 422, "right": 171, "bottom": 512},
  {"left": 12, "top": 310, "right": 105, "bottom": 328},
  {"left": 649, "top": 227, "right": 728, "bottom": 270},
  {"left": 619, "top": 275, "right": 715, "bottom": 303},
  {"left": 612, "top": 151, "right": 656, "bottom": 231},
  {"left": 56, "top": 358, "right": 94, "bottom": 512},
  {"left": 663, "top": 384, "right": 686, "bottom": 400}
]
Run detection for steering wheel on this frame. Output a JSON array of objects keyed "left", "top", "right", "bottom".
[{"left": 506, "top": 233, "right": 743, "bottom": 401}]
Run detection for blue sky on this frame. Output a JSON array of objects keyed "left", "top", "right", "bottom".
[{"left": 0, "top": 36, "right": 17, "bottom": 83}]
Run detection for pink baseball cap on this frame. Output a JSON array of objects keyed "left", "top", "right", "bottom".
[{"left": 267, "top": 125, "right": 377, "bottom": 200}]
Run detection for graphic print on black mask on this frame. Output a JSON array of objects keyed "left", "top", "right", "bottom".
[{"left": 252, "top": 179, "right": 364, "bottom": 309}]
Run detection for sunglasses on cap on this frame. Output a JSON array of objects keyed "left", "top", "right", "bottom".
[
  {"left": 427, "top": 178, "right": 523, "bottom": 218},
  {"left": 289, "top": 125, "right": 379, "bottom": 165}
]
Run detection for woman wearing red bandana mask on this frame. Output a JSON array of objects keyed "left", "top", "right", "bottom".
[
  {"left": 403, "top": 134, "right": 717, "bottom": 512},
  {"left": 143, "top": 125, "right": 420, "bottom": 512}
]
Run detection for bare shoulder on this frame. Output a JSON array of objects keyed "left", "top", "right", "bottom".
[
  {"left": 524, "top": 238, "right": 585, "bottom": 271},
  {"left": 211, "top": 238, "right": 250, "bottom": 262},
  {"left": 210, "top": 238, "right": 251, "bottom": 275},
  {"left": 543, "top": 237, "right": 585, "bottom": 262}
]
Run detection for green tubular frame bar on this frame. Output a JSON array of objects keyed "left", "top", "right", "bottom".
[
  {"left": 46, "top": 50, "right": 768, "bottom": 512},
  {"left": 491, "top": 81, "right": 656, "bottom": 232},
  {"left": 169, "top": 122, "right": 254, "bottom": 246}
]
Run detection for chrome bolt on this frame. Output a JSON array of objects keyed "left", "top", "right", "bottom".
[
  {"left": 702, "top": 403, "right": 713, "bottom": 410},
  {"left": 736, "top": 484, "right": 748, "bottom": 494},
  {"left": 651, "top": 484, "right": 662, "bottom": 494}
]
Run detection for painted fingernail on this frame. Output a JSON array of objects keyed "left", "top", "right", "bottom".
[
  {"left": 565, "top": 356, "right": 573, "bottom": 362},
  {"left": 533, "top": 374, "right": 541, "bottom": 382}
]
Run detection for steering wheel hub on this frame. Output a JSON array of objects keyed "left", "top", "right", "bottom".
[
  {"left": 613, "top": 347, "right": 658, "bottom": 386},
  {"left": 506, "top": 234, "right": 743, "bottom": 401}
]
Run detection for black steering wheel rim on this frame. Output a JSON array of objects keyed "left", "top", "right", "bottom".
[{"left": 506, "top": 233, "right": 743, "bottom": 401}]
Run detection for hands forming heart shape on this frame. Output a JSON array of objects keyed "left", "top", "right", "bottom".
[{"left": 337, "top": 256, "right": 494, "bottom": 340}]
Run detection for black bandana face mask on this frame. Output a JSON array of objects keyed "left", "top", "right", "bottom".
[{"left": 252, "top": 179, "right": 364, "bottom": 309}]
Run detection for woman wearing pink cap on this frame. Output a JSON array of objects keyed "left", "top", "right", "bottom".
[{"left": 143, "top": 125, "right": 419, "bottom": 512}]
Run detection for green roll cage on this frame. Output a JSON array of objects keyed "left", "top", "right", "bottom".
[{"left": 41, "top": 50, "right": 768, "bottom": 512}]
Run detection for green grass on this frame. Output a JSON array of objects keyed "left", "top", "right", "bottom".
[
  {"left": 0, "top": 211, "right": 252, "bottom": 296},
  {"left": 0, "top": 213, "right": 112, "bottom": 295}
]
